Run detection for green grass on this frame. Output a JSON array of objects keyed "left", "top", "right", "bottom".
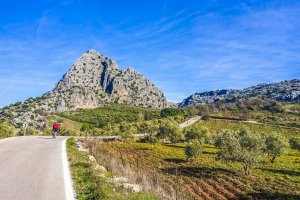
[
  {"left": 48, "top": 115, "right": 82, "bottom": 131},
  {"left": 66, "top": 138, "right": 159, "bottom": 200},
  {"left": 193, "top": 120, "right": 300, "bottom": 138},
  {"left": 58, "top": 104, "right": 160, "bottom": 128}
]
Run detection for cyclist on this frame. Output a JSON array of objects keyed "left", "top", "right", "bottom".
[{"left": 52, "top": 122, "right": 59, "bottom": 139}]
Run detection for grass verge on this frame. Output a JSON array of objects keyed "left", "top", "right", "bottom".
[{"left": 66, "top": 138, "right": 158, "bottom": 200}]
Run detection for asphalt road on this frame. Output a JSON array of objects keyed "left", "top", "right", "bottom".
[{"left": 0, "top": 136, "right": 73, "bottom": 200}]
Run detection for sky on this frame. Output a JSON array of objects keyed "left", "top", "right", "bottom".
[{"left": 0, "top": 0, "right": 299, "bottom": 107}]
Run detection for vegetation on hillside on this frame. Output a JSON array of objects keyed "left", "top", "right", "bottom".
[
  {"left": 0, "top": 122, "right": 16, "bottom": 139},
  {"left": 57, "top": 104, "right": 161, "bottom": 128}
]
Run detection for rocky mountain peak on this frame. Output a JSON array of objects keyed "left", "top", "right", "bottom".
[
  {"left": 1, "top": 50, "right": 167, "bottom": 129},
  {"left": 54, "top": 49, "right": 120, "bottom": 92}
]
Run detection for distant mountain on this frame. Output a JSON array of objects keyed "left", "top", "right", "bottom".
[
  {"left": 179, "top": 79, "right": 300, "bottom": 107},
  {"left": 0, "top": 50, "right": 167, "bottom": 128}
]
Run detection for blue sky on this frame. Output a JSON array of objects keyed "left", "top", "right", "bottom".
[{"left": 0, "top": 0, "right": 299, "bottom": 107}]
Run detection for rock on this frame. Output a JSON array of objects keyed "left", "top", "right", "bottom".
[
  {"left": 0, "top": 49, "right": 167, "bottom": 128},
  {"left": 112, "top": 176, "right": 128, "bottom": 183},
  {"left": 88, "top": 155, "right": 96, "bottom": 162},
  {"left": 179, "top": 79, "right": 300, "bottom": 107},
  {"left": 121, "top": 183, "right": 142, "bottom": 193},
  {"left": 94, "top": 164, "right": 106, "bottom": 171},
  {"left": 77, "top": 143, "right": 88, "bottom": 152}
]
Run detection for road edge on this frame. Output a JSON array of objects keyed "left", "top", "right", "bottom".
[
  {"left": 0, "top": 136, "right": 18, "bottom": 143},
  {"left": 62, "top": 138, "right": 76, "bottom": 200}
]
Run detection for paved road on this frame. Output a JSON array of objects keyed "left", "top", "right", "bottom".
[
  {"left": 0, "top": 136, "right": 73, "bottom": 200},
  {"left": 179, "top": 116, "right": 202, "bottom": 128}
]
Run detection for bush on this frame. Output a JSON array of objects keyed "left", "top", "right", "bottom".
[
  {"left": 139, "top": 121, "right": 159, "bottom": 145},
  {"left": 0, "top": 122, "right": 16, "bottom": 138},
  {"left": 120, "top": 123, "right": 137, "bottom": 140},
  {"left": 185, "top": 124, "right": 210, "bottom": 144},
  {"left": 157, "top": 120, "right": 184, "bottom": 143},
  {"left": 185, "top": 141, "right": 203, "bottom": 160},
  {"left": 59, "top": 127, "right": 80, "bottom": 136},
  {"left": 264, "top": 132, "right": 289, "bottom": 163},
  {"left": 80, "top": 123, "right": 95, "bottom": 132},
  {"left": 289, "top": 137, "right": 300, "bottom": 151},
  {"left": 160, "top": 108, "right": 180, "bottom": 118},
  {"left": 20, "top": 127, "right": 39, "bottom": 136}
]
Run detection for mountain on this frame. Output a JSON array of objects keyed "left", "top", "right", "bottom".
[
  {"left": 179, "top": 79, "right": 300, "bottom": 107},
  {"left": 0, "top": 50, "right": 167, "bottom": 129}
]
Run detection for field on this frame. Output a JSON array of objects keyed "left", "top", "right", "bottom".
[
  {"left": 59, "top": 103, "right": 300, "bottom": 199},
  {"left": 193, "top": 120, "right": 300, "bottom": 138},
  {"left": 84, "top": 139, "right": 300, "bottom": 200},
  {"left": 57, "top": 104, "right": 161, "bottom": 127}
]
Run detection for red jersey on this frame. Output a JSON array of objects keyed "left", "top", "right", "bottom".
[{"left": 53, "top": 123, "right": 59, "bottom": 129}]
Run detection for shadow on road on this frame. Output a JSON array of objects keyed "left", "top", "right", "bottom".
[{"left": 37, "top": 137, "right": 54, "bottom": 140}]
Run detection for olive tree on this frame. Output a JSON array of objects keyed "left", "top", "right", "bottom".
[
  {"left": 185, "top": 124, "right": 210, "bottom": 144},
  {"left": 215, "top": 128, "right": 265, "bottom": 175},
  {"left": 264, "top": 132, "right": 289, "bottom": 163},
  {"left": 139, "top": 121, "right": 159, "bottom": 146},
  {"left": 119, "top": 123, "right": 137, "bottom": 140},
  {"left": 185, "top": 141, "right": 202, "bottom": 161},
  {"left": 157, "top": 120, "right": 184, "bottom": 143},
  {"left": 184, "top": 124, "right": 210, "bottom": 160},
  {"left": 289, "top": 137, "right": 300, "bottom": 151}
]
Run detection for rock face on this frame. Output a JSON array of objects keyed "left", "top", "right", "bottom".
[
  {"left": 179, "top": 79, "right": 300, "bottom": 107},
  {"left": 0, "top": 50, "right": 167, "bottom": 128},
  {"left": 51, "top": 50, "right": 166, "bottom": 111}
]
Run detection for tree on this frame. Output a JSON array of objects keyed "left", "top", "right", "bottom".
[
  {"left": 139, "top": 121, "right": 159, "bottom": 146},
  {"left": 0, "top": 122, "right": 16, "bottom": 138},
  {"left": 160, "top": 108, "right": 180, "bottom": 118},
  {"left": 264, "top": 132, "right": 289, "bottom": 163},
  {"left": 215, "top": 128, "right": 265, "bottom": 175},
  {"left": 289, "top": 137, "right": 300, "bottom": 151},
  {"left": 185, "top": 124, "right": 210, "bottom": 144},
  {"left": 157, "top": 120, "right": 184, "bottom": 143},
  {"left": 185, "top": 141, "right": 203, "bottom": 160},
  {"left": 119, "top": 123, "right": 137, "bottom": 140}
]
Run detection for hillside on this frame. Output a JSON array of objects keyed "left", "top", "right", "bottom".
[
  {"left": 57, "top": 104, "right": 161, "bottom": 127},
  {"left": 0, "top": 50, "right": 167, "bottom": 129},
  {"left": 179, "top": 79, "right": 300, "bottom": 107}
]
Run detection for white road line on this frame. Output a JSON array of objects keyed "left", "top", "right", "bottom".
[{"left": 62, "top": 138, "right": 75, "bottom": 200}]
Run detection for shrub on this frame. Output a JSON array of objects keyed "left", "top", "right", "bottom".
[
  {"left": 289, "top": 137, "right": 300, "bottom": 151},
  {"left": 80, "top": 123, "right": 95, "bottom": 132},
  {"left": 139, "top": 121, "right": 159, "bottom": 145},
  {"left": 185, "top": 124, "right": 210, "bottom": 144},
  {"left": 157, "top": 120, "right": 184, "bottom": 143},
  {"left": 24, "top": 127, "right": 39, "bottom": 135},
  {"left": 119, "top": 123, "right": 137, "bottom": 140},
  {"left": 0, "top": 122, "right": 16, "bottom": 138},
  {"left": 185, "top": 141, "right": 203, "bottom": 160},
  {"left": 160, "top": 108, "right": 180, "bottom": 118},
  {"left": 264, "top": 132, "right": 289, "bottom": 163}
]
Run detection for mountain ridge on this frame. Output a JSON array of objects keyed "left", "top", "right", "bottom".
[{"left": 179, "top": 79, "right": 300, "bottom": 107}]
